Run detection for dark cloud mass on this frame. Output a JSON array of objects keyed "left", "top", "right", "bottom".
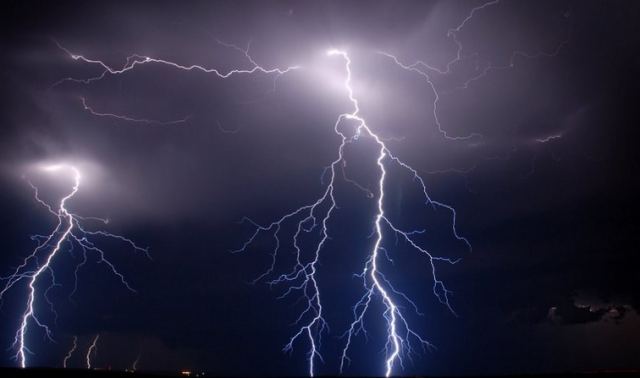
[{"left": 1, "top": 0, "right": 639, "bottom": 375}]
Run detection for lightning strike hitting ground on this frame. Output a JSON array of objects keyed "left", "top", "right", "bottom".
[
  {"left": 86, "top": 334, "right": 100, "bottom": 369},
  {"left": 0, "top": 164, "right": 147, "bottom": 367},
  {"left": 45, "top": 2, "right": 570, "bottom": 375},
  {"left": 131, "top": 353, "right": 141, "bottom": 372},
  {"left": 53, "top": 40, "right": 299, "bottom": 124},
  {"left": 54, "top": 39, "right": 298, "bottom": 84},
  {"left": 235, "top": 49, "right": 470, "bottom": 377},
  {"left": 62, "top": 335, "right": 77, "bottom": 368},
  {"left": 80, "top": 97, "right": 191, "bottom": 126}
]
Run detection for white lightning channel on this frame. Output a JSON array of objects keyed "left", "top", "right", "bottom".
[
  {"left": 53, "top": 39, "right": 299, "bottom": 125},
  {"left": 86, "top": 334, "right": 100, "bottom": 369},
  {"left": 53, "top": 40, "right": 299, "bottom": 84},
  {"left": 0, "top": 164, "right": 148, "bottom": 367},
  {"left": 236, "top": 49, "right": 469, "bottom": 377},
  {"left": 62, "top": 335, "right": 77, "bottom": 368},
  {"left": 80, "top": 97, "right": 191, "bottom": 126},
  {"left": 131, "top": 352, "right": 141, "bottom": 372}
]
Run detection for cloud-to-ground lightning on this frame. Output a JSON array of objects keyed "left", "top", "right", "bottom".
[
  {"left": 86, "top": 334, "right": 100, "bottom": 369},
  {"left": 62, "top": 335, "right": 77, "bottom": 368},
  {"left": 234, "top": 49, "right": 470, "bottom": 377},
  {"left": 0, "top": 164, "right": 148, "bottom": 368},
  {"left": 53, "top": 8, "right": 485, "bottom": 375},
  {"left": 46, "top": 2, "right": 570, "bottom": 375}
]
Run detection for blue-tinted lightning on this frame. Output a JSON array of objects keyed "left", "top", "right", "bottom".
[
  {"left": 53, "top": 40, "right": 299, "bottom": 125},
  {"left": 0, "top": 164, "right": 147, "bottom": 367},
  {"left": 236, "top": 49, "right": 469, "bottom": 377}
]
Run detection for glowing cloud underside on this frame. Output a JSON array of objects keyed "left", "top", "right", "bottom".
[{"left": 0, "top": 164, "right": 147, "bottom": 368}]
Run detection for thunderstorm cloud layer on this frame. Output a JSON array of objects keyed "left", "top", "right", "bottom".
[{"left": 1, "top": 0, "right": 639, "bottom": 375}]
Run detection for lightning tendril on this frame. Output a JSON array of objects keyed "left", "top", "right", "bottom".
[{"left": 86, "top": 334, "right": 99, "bottom": 369}]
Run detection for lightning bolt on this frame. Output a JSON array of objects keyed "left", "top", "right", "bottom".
[
  {"left": 0, "top": 164, "right": 148, "bottom": 367},
  {"left": 131, "top": 352, "right": 141, "bottom": 372},
  {"left": 54, "top": 39, "right": 298, "bottom": 84},
  {"left": 235, "top": 49, "right": 469, "bottom": 377},
  {"left": 86, "top": 334, "right": 100, "bottom": 369},
  {"left": 535, "top": 134, "right": 563, "bottom": 144},
  {"left": 378, "top": 0, "right": 569, "bottom": 181},
  {"left": 80, "top": 97, "right": 192, "bottom": 126},
  {"left": 62, "top": 335, "right": 77, "bottom": 368},
  {"left": 53, "top": 39, "right": 299, "bottom": 124},
  {"left": 46, "top": 2, "right": 569, "bottom": 374}
]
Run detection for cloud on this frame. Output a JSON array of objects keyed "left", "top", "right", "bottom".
[{"left": 547, "top": 293, "right": 634, "bottom": 325}]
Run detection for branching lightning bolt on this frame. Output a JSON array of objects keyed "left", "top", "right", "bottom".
[
  {"left": 131, "top": 352, "right": 141, "bottom": 372},
  {"left": 53, "top": 39, "right": 299, "bottom": 125},
  {"left": 0, "top": 164, "right": 148, "bottom": 367},
  {"left": 54, "top": 39, "right": 298, "bottom": 84},
  {"left": 46, "top": 2, "right": 570, "bottom": 374},
  {"left": 235, "top": 49, "right": 469, "bottom": 376}
]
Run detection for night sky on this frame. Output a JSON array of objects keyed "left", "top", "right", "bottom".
[{"left": 1, "top": 0, "right": 639, "bottom": 376}]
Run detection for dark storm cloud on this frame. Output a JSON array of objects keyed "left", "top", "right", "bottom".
[
  {"left": 547, "top": 302, "right": 629, "bottom": 325},
  {"left": 1, "top": 0, "right": 639, "bottom": 375}
]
